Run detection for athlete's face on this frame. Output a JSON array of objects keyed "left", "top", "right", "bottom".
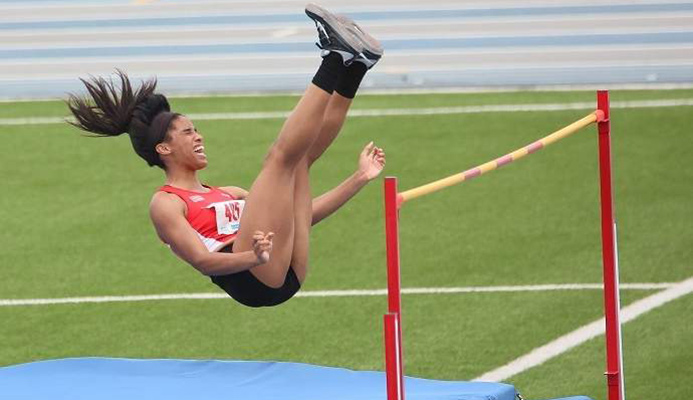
[{"left": 159, "top": 116, "right": 208, "bottom": 170}]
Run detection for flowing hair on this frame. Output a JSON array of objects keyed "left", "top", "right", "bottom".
[{"left": 66, "top": 70, "right": 179, "bottom": 169}]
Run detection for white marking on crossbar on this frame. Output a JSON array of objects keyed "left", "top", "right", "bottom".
[
  {"left": 473, "top": 276, "right": 693, "bottom": 383},
  {"left": 2, "top": 99, "right": 692, "bottom": 126},
  {"left": 0, "top": 282, "right": 675, "bottom": 307}
]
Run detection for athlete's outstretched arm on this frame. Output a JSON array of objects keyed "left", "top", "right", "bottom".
[
  {"left": 312, "top": 142, "right": 385, "bottom": 225},
  {"left": 149, "top": 192, "right": 273, "bottom": 276}
]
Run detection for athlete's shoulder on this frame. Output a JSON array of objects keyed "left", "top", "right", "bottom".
[
  {"left": 217, "top": 186, "right": 249, "bottom": 199},
  {"left": 150, "top": 190, "right": 186, "bottom": 214}
]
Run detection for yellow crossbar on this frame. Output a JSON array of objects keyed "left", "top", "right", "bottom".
[{"left": 399, "top": 111, "right": 600, "bottom": 204}]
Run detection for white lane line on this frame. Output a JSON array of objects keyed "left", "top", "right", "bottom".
[
  {"left": 5, "top": 24, "right": 693, "bottom": 49},
  {"left": 0, "top": 282, "right": 675, "bottom": 307},
  {"left": 2, "top": 0, "right": 675, "bottom": 22},
  {"left": 3, "top": 12, "right": 692, "bottom": 37},
  {"left": 2, "top": 98, "right": 693, "bottom": 126},
  {"left": 362, "top": 82, "right": 693, "bottom": 95},
  {"left": 474, "top": 276, "right": 693, "bottom": 383},
  {"left": 2, "top": 82, "right": 692, "bottom": 103},
  {"left": 2, "top": 43, "right": 691, "bottom": 69}
]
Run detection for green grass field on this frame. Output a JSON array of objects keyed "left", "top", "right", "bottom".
[{"left": 1, "top": 89, "right": 692, "bottom": 399}]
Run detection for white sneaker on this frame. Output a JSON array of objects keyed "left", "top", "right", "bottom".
[
  {"left": 336, "top": 14, "right": 384, "bottom": 69},
  {"left": 305, "top": 3, "right": 364, "bottom": 66}
]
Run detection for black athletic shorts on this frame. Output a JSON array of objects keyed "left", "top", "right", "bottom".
[{"left": 210, "top": 245, "right": 301, "bottom": 308}]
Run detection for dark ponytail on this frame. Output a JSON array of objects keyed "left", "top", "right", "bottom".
[{"left": 67, "top": 70, "right": 179, "bottom": 169}]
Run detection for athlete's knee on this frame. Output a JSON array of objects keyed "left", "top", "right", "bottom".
[
  {"left": 305, "top": 147, "right": 322, "bottom": 166},
  {"left": 297, "top": 153, "right": 314, "bottom": 170},
  {"left": 263, "top": 141, "right": 303, "bottom": 169}
]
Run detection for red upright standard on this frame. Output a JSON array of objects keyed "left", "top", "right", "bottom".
[
  {"left": 384, "top": 177, "right": 404, "bottom": 400},
  {"left": 597, "top": 90, "right": 625, "bottom": 400}
]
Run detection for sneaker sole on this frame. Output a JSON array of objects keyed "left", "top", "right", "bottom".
[
  {"left": 305, "top": 3, "right": 364, "bottom": 57},
  {"left": 336, "top": 14, "right": 384, "bottom": 58}
]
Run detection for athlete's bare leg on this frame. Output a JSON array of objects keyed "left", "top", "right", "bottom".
[
  {"left": 234, "top": 4, "right": 379, "bottom": 288},
  {"left": 307, "top": 93, "right": 352, "bottom": 166},
  {"left": 288, "top": 157, "right": 312, "bottom": 283},
  {"left": 233, "top": 84, "right": 330, "bottom": 288},
  {"left": 290, "top": 93, "right": 356, "bottom": 282}
]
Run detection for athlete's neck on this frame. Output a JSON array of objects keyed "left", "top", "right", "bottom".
[{"left": 164, "top": 167, "right": 206, "bottom": 192}]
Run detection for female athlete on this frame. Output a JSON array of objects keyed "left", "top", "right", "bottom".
[{"left": 67, "top": 4, "right": 385, "bottom": 308}]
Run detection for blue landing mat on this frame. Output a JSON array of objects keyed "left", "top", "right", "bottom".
[
  {"left": 0, "top": 358, "right": 595, "bottom": 400},
  {"left": 0, "top": 357, "right": 517, "bottom": 400},
  {"left": 542, "top": 398, "right": 593, "bottom": 400}
]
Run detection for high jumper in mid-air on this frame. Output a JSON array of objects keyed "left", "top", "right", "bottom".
[{"left": 67, "top": 4, "right": 385, "bottom": 307}]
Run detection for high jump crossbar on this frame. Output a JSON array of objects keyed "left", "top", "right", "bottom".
[
  {"left": 382, "top": 91, "right": 625, "bottom": 400},
  {"left": 398, "top": 111, "right": 604, "bottom": 205}
]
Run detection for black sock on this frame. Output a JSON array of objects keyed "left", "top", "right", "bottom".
[
  {"left": 335, "top": 62, "right": 368, "bottom": 99},
  {"left": 311, "top": 52, "right": 346, "bottom": 94}
]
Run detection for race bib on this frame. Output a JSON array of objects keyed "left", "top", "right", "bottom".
[{"left": 207, "top": 200, "right": 245, "bottom": 235}]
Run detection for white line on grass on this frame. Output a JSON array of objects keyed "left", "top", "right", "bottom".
[
  {"left": 0, "top": 282, "right": 675, "bottom": 307},
  {"left": 2, "top": 99, "right": 693, "bottom": 126},
  {"left": 474, "top": 276, "right": 693, "bottom": 383},
  {"left": 3, "top": 83, "right": 693, "bottom": 103}
]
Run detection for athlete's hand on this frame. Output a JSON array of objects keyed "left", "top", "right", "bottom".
[
  {"left": 358, "top": 141, "right": 386, "bottom": 181},
  {"left": 252, "top": 231, "right": 274, "bottom": 264}
]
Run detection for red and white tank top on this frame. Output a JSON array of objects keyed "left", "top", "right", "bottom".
[{"left": 159, "top": 185, "right": 245, "bottom": 252}]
